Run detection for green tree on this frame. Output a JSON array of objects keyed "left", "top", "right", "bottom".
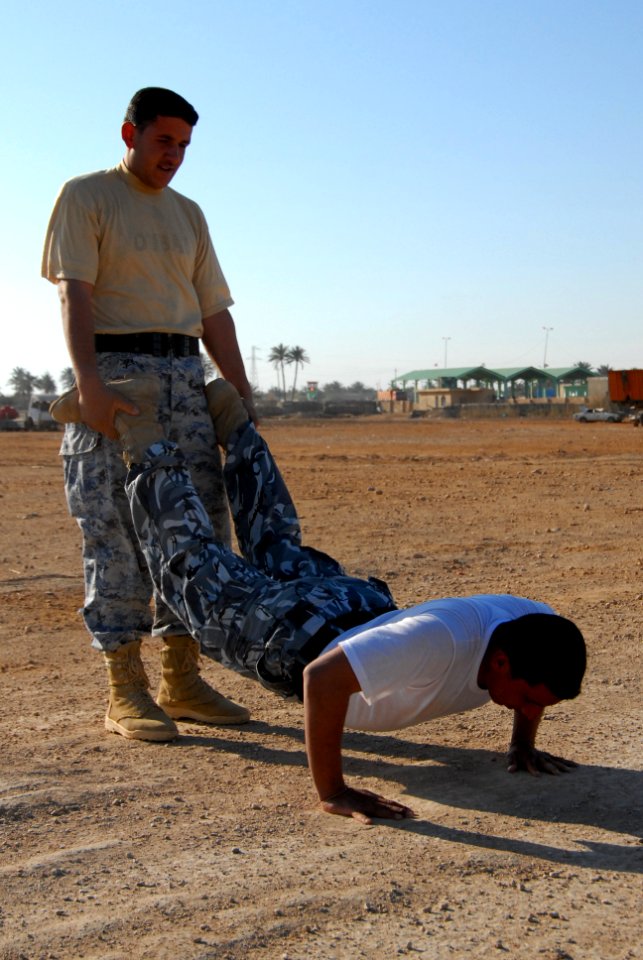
[
  {"left": 575, "top": 361, "right": 594, "bottom": 372},
  {"left": 596, "top": 364, "right": 612, "bottom": 376},
  {"left": 9, "top": 367, "right": 38, "bottom": 414},
  {"left": 286, "top": 345, "right": 309, "bottom": 400},
  {"left": 268, "top": 343, "right": 290, "bottom": 398},
  {"left": 322, "top": 381, "right": 345, "bottom": 400}
]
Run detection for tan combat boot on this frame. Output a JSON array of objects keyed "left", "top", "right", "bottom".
[
  {"left": 204, "top": 379, "right": 250, "bottom": 447},
  {"left": 157, "top": 635, "right": 251, "bottom": 725},
  {"left": 103, "top": 639, "right": 178, "bottom": 741},
  {"left": 50, "top": 375, "right": 163, "bottom": 464}
]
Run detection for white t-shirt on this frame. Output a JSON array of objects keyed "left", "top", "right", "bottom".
[{"left": 326, "top": 594, "right": 554, "bottom": 732}]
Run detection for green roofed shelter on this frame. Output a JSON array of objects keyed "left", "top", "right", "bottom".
[
  {"left": 397, "top": 367, "right": 504, "bottom": 387},
  {"left": 541, "top": 366, "right": 597, "bottom": 380},
  {"left": 492, "top": 367, "right": 555, "bottom": 399},
  {"left": 396, "top": 365, "right": 597, "bottom": 401}
]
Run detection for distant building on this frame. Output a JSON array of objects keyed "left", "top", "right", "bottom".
[{"left": 395, "top": 365, "right": 596, "bottom": 404}]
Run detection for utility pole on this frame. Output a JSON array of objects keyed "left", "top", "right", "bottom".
[
  {"left": 542, "top": 327, "right": 553, "bottom": 368},
  {"left": 249, "top": 346, "right": 260, "bottom": 390},
  {"left": 442, "top": 336, "right": 451, "bottom": 368}
]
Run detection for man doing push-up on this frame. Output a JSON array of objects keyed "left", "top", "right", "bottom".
[{"left": 51, "top": 378, "right": 587, "bottom": 823}]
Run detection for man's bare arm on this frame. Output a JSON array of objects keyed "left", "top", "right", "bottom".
[
  {"left": 58, "top": 279, "right": 137, "bottom": 438},
  {"left": 201, "top": 309, "right": 258, "bottom": 423},
  {"left": 303, "top": 647, "right": 416, "bottom": 823},
  {"left": 508, "top": 707, "right": 577, "bottom": 775}
]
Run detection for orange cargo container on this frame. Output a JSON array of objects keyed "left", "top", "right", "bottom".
[{"left": 608, "top": 369, "right": 643, "bottom": 404}]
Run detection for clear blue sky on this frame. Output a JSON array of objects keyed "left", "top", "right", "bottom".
[{"left": 2, "top": 0, "right": 641, "bottom": 393}]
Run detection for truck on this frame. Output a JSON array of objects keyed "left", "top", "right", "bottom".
[
  {"left": 25, "top": 394, "right": 59, "bottom": 430},
  {"left": 608, "top": 369, "right": 643, "bottom": 426}
]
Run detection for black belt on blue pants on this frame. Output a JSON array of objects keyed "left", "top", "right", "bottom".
[{"left": 95, "top": 333, "right": 200, "bottom": 358}]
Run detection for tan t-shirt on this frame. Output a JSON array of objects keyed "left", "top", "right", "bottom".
[{"left": 41, "top": 162, "right": 233, "bottom": 337}]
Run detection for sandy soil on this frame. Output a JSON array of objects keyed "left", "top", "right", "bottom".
[{"left": 0, "top": 416, "right": 641, "bottom": 960}]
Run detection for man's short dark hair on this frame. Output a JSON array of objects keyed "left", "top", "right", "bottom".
[
  {"left": 124, "top": 87, "right": 198, "bottom": 130},
  {"left": 489, "top": 613, "right": 587, "bottom": 700}
]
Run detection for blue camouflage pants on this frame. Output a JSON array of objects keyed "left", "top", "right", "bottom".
[
  {"left": 126, "top": 421, "right": 398, "bottom": 699},
  {"left": 61, "top": 352, "right": 230, "bottom": 651}
]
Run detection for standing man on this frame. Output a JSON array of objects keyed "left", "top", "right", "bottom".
[{"left": 42, "top": 87, "right": 254, "bottom": 741}]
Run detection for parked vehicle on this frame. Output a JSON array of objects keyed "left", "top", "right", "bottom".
[
  {"left": 573, "top": 408, "right": 623, "bottom": 423},
  {"left": 25, "top": 394, "right": 59, "bottom": 431},
  {"left": 0, "top": 404, "right": 21, "bottom": 431},
  {"left": 0, "top": 396, "right": 60, "bottom": 431}
]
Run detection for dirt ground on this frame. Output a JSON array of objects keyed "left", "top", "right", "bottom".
[{"left": 0, "top": 416, "right": 641, "bottom": 960}]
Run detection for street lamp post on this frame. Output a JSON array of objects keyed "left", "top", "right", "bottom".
[
  {"left": 442, "top": 336, "right": 451, "bottom": 369},
  {"left": 542, "top": 327, "right": 553, "bottom": 368}
]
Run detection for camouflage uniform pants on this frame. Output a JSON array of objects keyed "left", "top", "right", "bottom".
[
  {"left": 61, "top": 352, "right": 230, "bottom": 652},
  {"left": 127, "top": 421, "right": 397, "bottom": 699}
]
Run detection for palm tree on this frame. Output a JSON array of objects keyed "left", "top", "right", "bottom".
[
  {"left": 35, "top": 372, "right": 57, "bottom": 394},
  {"left": 60, "top": 367, "right": 76, "bottom": 390},
  {"left": 268, "top": 343, "right": 290, "bottom": 399},
  {"left": 286, "top": 345, "right": 310, "bottom": 400}
]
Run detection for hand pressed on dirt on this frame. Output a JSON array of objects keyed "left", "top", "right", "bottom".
[
  {"left": 320, "top": 786, "right": 417, "bottom": 825},
  {"left": 507, "top": 744, "right": 578, "bottom": 776}
]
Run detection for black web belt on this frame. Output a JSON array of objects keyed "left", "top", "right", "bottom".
[
  {"left": 95, "top": 333, "right": 200, "bottom": 357},
  {"left": 256, "top": 605, "right": 395, "bottom": 701}
]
